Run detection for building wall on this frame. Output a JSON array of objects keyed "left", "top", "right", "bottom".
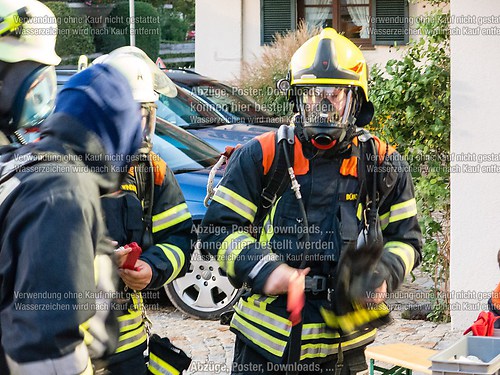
[
  {"left": 195, "top": 0, "right": 244, "bottom": 81},
  {"left": 450, "top": 0, "right": 500, "bottom": 330},
  {"left": 196, "top": 1, "right": 434, "bottom": 81}
]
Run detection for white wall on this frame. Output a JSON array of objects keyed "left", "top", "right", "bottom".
[
  {"left": 197, "top": 1, "right": 435, "bottom": 81},
  {"left": 242, "top": 0, "right": 263, "bottom": 67},
  {"left": 450, "top": 0, "right": 500, "bottom": 330},
  {"left": 195, "top": 0, "right": 244, "bottom": 81},
  {"left": 196, "top": 0, "right": 262, "bottom": 82}
]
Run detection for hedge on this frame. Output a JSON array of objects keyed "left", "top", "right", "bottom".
[
  {"left": 98, "top": 2, "right": 160, "bottom": 60},
  {"left": 45, "top": 2, "right": 95, "bottom": 57}
]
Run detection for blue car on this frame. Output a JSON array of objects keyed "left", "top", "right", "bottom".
[
  {"left": 152, "top": 118, "right": 220, "bottom": 221},
  {"left": 151, "top": 119, "right": 243, "bottom": 320},
  {"left": 155, "top": 83, "right": 273, "bottom": 152},
  {"left": 164, "top": 68, "right": 288, "bottom": 127},
  {"left": 57, "top": 69, "right": 272, "bottom": 152}
]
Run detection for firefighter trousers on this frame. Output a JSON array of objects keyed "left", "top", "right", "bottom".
[{"left": 231, "top": 337, "right": 368, "bottom": 375}]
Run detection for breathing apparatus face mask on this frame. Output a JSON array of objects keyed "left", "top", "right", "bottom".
[
  {"left": 14, "top": 65, "right": 57, "bottom": 130},
  {"left": 297, "top": 86, "right": 359, "bottom": 151}
]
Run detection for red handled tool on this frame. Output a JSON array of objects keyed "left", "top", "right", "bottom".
[{"left": 121, "top": 242, "right": 142, "bottom": 271}]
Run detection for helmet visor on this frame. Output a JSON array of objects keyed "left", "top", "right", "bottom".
[
  {"left": 298, "top": 86, "right": 357, "bottom": 128},
  {"left": 17, "top": 65, "right": 57, "bottom": 129}
]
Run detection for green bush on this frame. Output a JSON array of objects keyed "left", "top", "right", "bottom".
[
  {"left": 369, "top": 1, "right": 450, "bottom": 321},
  {"left": 160, "top": 9, "right": 189, "bottom": 42},
  {"left": 94, "top": 33, "right": 126, "bottom": 54},
  {"left": 102, "top": 1, "right": 160, "bottom": 59},
  {"left": 45, "top": 2, "right": 95, "bottom": 57}
]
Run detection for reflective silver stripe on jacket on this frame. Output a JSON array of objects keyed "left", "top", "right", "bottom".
[
  {"left": 213, "top": 185, "right": 257, "bottom": 222},
  {"left": 6, "top": 341, "right": 91, "bottom": 375},
  {"left": 0, "top": 177, "right": 20, "bottom": 206},
  {"left": 380, "top": 198, "right": 417, "bottom": 229},
  {"left": 152, "top": 203, "right": 191, "bottom": 233},
  {"left": 247, "top": 253, "right": 279, "bottom": 280}
]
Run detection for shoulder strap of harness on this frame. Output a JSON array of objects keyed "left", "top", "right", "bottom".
[
  {"left": 356, "top": 129, "right": 398, "bottom": 210},
  {"left": 133, "top": 153, "right": 155, "bottom": 249},
  {"left": 254, "top": 125, "right": 295, "bottom": 226}
]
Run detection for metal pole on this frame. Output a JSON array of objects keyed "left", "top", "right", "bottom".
[{"left": 129, "top": 0, "right": 135, "bottom": 46}]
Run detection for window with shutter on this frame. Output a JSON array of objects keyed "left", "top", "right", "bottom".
[
  {"left": 261, "top": 0, "right": 296, "bottom": 45},
  {"left": 373, "top": 0, "right": 409, "bottom": 45},
  {"left": 293, "top": 0, "right": 409, "bottom": 47}
]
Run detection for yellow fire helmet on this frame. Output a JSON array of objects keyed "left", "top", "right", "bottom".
[
  {"left": 284, "top": 28, "right": 374, "bottom": 152},
  {"left": 290, "top": 28, "right": 369, "bottom": 102}
]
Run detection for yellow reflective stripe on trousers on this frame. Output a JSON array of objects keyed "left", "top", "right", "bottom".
[
  {"left": 115, "top": 325, "right": 148, "bottom": 353},
  {"left": 213, "top": 185, "right": 257, "bottom": 222},
  {"left": 301, "top": 323, "right": 338, "bottom": 340},
  {"left": 148, "top": 352, "right": 180, "bottom": 375},
  {"left": 153, "top": 203, "right": 191, "bottom": 233},
  {"left": 117, "top": 309, "right": 143, "bottom": 332},
  {"left": 320, "top": 303, "right": 390, "bottom": 333},
  {"left": 217, "top": 231, "right": 256, "bottom": 277},
  {"left": 231, "top": 313, "right": 288, "bottom": 357},
  {"left": 234, "top": 299, "right": 291, "bottom": 336},
  {"left": 385, "top": 241, "right": 416, "bottom": 276},
  {"left": 380, "top": 198, "right": 417, "bottom": 230},
  {"left": 300, "top": 329, "right": 377, "bottom": 360},
  {"left": 248, "top": 294, "right": 277, "bottom": 306},
  {"left": 158, "top": 243, "right": 186, "bottom": 283}
]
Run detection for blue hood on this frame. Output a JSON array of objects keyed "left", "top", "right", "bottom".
[{"left": 46, "top": 64, "right": 142, "bottom": 170}]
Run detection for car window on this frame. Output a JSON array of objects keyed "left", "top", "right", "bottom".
[
  {"left": 190, "top": 81, "right": 274, "bottom": 122},
  {"left": 157, "top": 87, "right": 227, "bottom": 127},
  {"left": 153, "top": 118, "right": 219, "bottom": 172}
]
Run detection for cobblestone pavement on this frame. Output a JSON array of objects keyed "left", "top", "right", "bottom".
[{"left": 148, "top": 271, "right": 463, "bottom": 375}]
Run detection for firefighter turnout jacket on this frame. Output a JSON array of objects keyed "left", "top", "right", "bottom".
[
  {"left": 200, "top": 129, "right": 422, "bottom": 363},
  {"left": 102, "top": 151, "right": 195, "bottom": 358},
  {"left": 0, "top": 114, "right": 121, "bottom": 374}
]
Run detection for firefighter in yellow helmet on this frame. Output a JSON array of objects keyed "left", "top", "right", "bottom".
[
  {"left": 200, "top": 28, "right": 422, "bottom": 374},
  {"left": 0, "top": 0, "right": 60, "bottom": 144}
]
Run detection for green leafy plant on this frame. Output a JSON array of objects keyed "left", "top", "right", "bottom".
[
  {"left": 45, "top": 2, "right": 95, "bottom": 57},
  {"left": 369, "top": 1, "right": 451, "bottom": 321},
  {"left": 159, "top": 8, "right": 190, "bottom": 42}
]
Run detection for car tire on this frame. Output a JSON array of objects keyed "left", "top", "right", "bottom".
[{"left": 165, "top": 245, "right": 242, "bottom": 320}]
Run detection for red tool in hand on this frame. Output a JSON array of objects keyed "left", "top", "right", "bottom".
[
  {"left": 287, "top": 270, "right": 306, "bottom": 326},
  {"left": 121, "top": 242, "right": 142, "bottom": 271}
]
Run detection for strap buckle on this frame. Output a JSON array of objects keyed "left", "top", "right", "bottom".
[
  {"left": 260, "top": 190, "right": 276, "bottom": 209},
  {"left": 304, "top": 275, "right": 327, "bottom": 293}
]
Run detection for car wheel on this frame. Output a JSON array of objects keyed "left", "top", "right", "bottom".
[{"left": 165, "top": 245, "right": 242, "bottom": 320}]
